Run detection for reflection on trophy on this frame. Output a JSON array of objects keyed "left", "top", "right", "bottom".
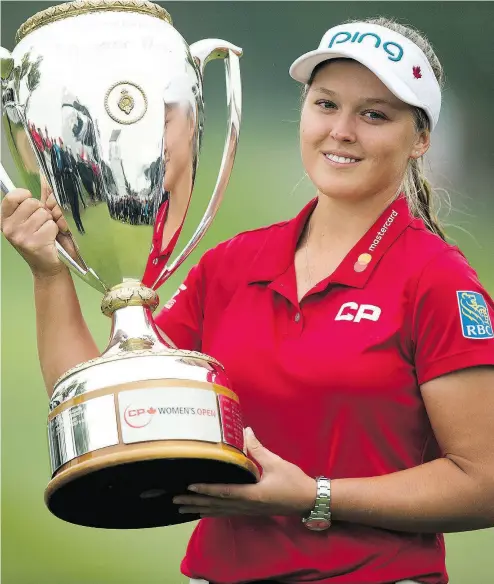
[{"left": 0, "top": 0, "right": 259, "bottom": 529}]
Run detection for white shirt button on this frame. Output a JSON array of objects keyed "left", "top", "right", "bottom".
[{"left": 294, "top": 312, "right": 301, "bottom": 322}]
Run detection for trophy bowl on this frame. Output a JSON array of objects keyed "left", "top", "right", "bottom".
[{"left": 0, "top": 0, "right": 259, "bottom": 529}]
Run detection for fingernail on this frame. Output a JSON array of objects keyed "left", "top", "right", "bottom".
[{"left": 188, "top": 485, "right": 198, "bottom": 492}]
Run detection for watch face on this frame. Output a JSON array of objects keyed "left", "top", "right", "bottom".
[{"left": 305, "top": 518, "right": 331, "bottom": 531}]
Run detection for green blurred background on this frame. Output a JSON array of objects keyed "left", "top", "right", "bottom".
[{"left": 1, "top": 1, "right": 493, "bottom": 583}]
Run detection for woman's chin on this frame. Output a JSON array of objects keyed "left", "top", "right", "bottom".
[{"left": 316, "top": 179, "right": 367, "bottom": 201}]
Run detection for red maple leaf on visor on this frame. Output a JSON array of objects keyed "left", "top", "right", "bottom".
[
  {"left": 413, "top": 66, "right": 422, "bottom": 79},
  {"left": 147, "top": 407, "right": 157, "bottom": 415}
]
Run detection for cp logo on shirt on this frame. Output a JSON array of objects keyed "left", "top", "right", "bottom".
[
  {"left": 335, "top": 302, "right": 382, "bottom": 322},
  {"left": 457, "top": 291, "right": 494, "bottom": 339}
]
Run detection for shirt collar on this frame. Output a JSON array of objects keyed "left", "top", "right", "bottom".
[{"left": 247, "top": 194, "right": 415, "bottom": 290}]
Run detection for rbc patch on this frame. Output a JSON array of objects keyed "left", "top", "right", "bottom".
[{"left": 456, "top": 291, "right": 494, "bottom": 339}]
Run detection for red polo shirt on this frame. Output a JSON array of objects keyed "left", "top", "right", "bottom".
[{"left": 155, "top": 195, "right": 494, "bottom": 584}]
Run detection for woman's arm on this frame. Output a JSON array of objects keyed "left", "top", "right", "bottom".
[
  {"left": 329, "top": 366, "right": 494, "bottom": 532},
  {"left": 34, "top": 268, "right": 100, "bottom": 396},
  {"left": 173, "top": 366, "right": 494, "bottom": 534}
]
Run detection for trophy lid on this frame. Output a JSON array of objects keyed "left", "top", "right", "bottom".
[{"left": 15, "top": 0, "right": 173, "bottom": 44}]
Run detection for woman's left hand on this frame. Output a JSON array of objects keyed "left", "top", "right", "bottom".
[{"left": 172, "top": 428, "right": 317, "bottom": 517}]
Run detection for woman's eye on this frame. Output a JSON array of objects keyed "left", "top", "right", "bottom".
[
  {"left": 363, "top": 110, "right": 387, "bottom": 121},
  {"left": 315, "top": 100, "right": 336, "bottom": 110}
]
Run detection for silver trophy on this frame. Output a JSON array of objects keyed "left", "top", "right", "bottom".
[{"left": 0, "top": 0, "right": 259, "bottom": 529}]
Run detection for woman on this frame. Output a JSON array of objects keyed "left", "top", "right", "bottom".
[{"left": 1, "top": 17, "right": 494, "bottom": 584}]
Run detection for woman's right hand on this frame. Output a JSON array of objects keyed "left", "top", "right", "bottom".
[{"left": 0, "top": 177, "right": 68, "bottom": 279}]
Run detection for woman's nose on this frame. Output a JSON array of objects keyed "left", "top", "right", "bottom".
[{"left": 329, "top": 113, "right": 356, "bottom": 143}]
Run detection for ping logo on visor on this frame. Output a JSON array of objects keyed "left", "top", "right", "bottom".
[
  {"left": 328, "top": 31, "right": 404, "bottom": 62},
  {"left": 456, "top": 291, "right": 494, "bottom": 339}
]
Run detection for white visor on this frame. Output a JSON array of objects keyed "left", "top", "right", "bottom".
[{"left": 289, "top": 23, "right": 441, "bottom": 130}]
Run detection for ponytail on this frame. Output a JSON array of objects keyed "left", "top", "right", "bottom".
[{"left": 403, "top": 155, "right": 447, "bottom": 241}]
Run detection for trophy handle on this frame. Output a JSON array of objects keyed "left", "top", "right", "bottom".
[
  {"left": 0, "top": 47, "right": 14, "bottom": 83},
  {"left": 1, "top": 46, "right": 96, "bottom": 283},
  {"left": 151, "top": 39, "right": 242, "bottom": 289}
]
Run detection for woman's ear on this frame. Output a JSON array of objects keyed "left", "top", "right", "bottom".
[{"left": 410, "top": 129, "right": 430, "bottom": 160}]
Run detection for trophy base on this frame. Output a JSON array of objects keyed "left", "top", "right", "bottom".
[
  {"left": 47, "top": 336, "right": 259, "bottom": 529},
  {"left": 45, "top": 440, "right": 258, "bottom": 529}
]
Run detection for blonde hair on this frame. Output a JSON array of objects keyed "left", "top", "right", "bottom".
[{"left": 304, "top": 17, "right": 447, "bottom": 240}]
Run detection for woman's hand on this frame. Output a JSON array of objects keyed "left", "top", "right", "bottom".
[
  {"left": 0, "top": 174, "right": 78, "bottom": 277},
  {"left": 173, "top": 428, "right": 317, "bottom": 517},
  {"left": 1, "top": 181, "right": 62, "bottom": 278}
]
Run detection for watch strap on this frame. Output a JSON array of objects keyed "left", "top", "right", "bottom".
[{"left": 302, "top": 476, "right": 331, "bottom": 530}]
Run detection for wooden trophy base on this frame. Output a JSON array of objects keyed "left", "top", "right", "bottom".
[{"left": 45, "top": 439, "right": 258, "bottom": 529}]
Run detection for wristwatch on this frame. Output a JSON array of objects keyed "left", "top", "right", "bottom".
[{"left": 302, "top": 476, "right": 331, "bottom": 531}]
